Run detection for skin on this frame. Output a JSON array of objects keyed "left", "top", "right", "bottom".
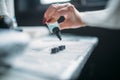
[{"left": 43, "top": 3, "right": 86, "bottom": 30}]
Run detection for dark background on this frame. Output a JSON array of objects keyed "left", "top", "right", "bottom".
[
  {"left": 14, "top": 0, "right": 108, "bottom": 26},
  {"left": 14, "top": 0, "right": 120, "bottom": 80}
]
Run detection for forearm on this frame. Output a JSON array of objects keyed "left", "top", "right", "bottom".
[{"left": 80, "top": 0, "right": 120, "bottom": 29}]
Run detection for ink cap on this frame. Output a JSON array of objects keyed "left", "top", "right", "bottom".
[
  {"left": 59, "top": 45, "right": 66, "bottom": 50},
  {"left": 51, "top": 47, "right": 59, "bottom": 54}
]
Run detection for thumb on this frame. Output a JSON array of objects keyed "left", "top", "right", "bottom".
[{"left": 59, "top": 20, "right": 70, "bottom": 30}]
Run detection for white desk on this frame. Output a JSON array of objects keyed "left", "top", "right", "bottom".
[{"left": 0, "top": 27, "right": 98, "bottom": 80}]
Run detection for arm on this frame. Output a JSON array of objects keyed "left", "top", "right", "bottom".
[
  {"left": 81, "top": 0, "right": 120, "bottom": 29},
  {"left": 44, "top": 0, "right": 120, "bottom": 30}
]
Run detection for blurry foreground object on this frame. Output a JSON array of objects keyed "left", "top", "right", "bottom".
[
  {"left": 0, "top": 15, "right": 13, "bottom": 29},
  {"left": 0, "top": 30, "right": 30, "bottom": 74},
  {"left": 0, "top": 0, "right": 18, "bottom": 29}
]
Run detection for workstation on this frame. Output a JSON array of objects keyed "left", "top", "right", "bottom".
[{"left": 0, "top": 0, "right": 120, "bottom": 80}]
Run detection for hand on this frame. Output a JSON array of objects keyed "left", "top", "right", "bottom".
[{"left": 43, "top": 3, "right": 86, "bottom": 30}]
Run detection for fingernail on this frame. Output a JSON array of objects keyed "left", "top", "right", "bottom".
[
  {"left": 47, "top": 19, "right": 52, "bottom": 23},
  {"left": 42, "top": 18, "right": 46, "bottom": 24}
]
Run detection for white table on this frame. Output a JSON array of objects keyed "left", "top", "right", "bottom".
[{"left": 0, "top": 27, "right": 98, "bottom": 80}]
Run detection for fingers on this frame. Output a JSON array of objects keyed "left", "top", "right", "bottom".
[
  {"left": 60, "top": 22, "right": 69, "bottom": 30},
  {"left": 59, "top": 20, "right": 72, "bottom": 30},
  {"left": 43, "top": 3, "right": 75, "bottom": 23},
  {"left": 44, "top": 4, "right": 58, "bottom": 23},
  {"left": 57, "top": 3, "right": 75, "bottom": 16}
]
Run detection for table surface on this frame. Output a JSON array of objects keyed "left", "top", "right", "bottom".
[{"left": 0, "top": 27, "right": 98, "bottom": 80}]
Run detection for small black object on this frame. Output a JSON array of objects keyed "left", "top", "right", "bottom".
[
  {"left": 51, "top": 47, "right": 59, "bottom": 54},
  {"left": 14, "top": 28, "right": 23, "bottom": 32},
  {"left": 53, "top": 27, "right": 62, "bottom": 41},
  {"left": 59, "top": 45, "right": 65, "bottom": 50},
  {"left": 0, "top": 15, "right": 13, "bottom": 29}
]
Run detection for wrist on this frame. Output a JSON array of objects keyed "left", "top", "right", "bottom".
[{"left": 76, "top": 11, "right": 87, "bottom": 27}]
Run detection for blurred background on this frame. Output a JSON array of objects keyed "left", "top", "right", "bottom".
[
  {"left": 13, "top": 0, "right": 120, "bottom": 80},
  {"left": 14, "top": 0, "right": 108, "bottom": 26}
]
